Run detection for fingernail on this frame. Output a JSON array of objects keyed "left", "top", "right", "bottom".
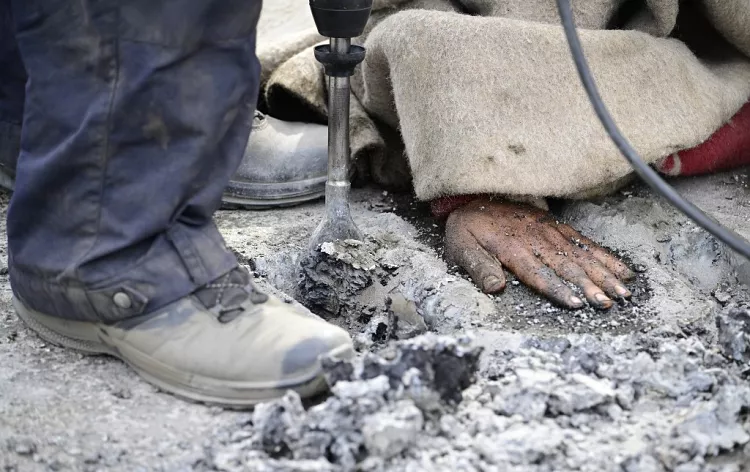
[
  {"left": 483, "top": 276, "right": 504, "bottom": 292},
  {"left": 595, "top": 293, "right": 613, "bottom": 307},
  {"left": 570, "top": 296, "right": 584, "bottom": 308},
  {"left": 615, "top": 285, "right": 631, "bottom": 297}
]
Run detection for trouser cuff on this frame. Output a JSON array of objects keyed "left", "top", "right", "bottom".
[{"left": 10, "top": 221, "right": 238, "bottom": 323}]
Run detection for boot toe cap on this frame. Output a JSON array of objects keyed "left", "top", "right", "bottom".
[
  {"left": 109, "top": 295, "right": 353, "bottom": 404},
  {"left": 282, "top": 325, "right": 353, "bottom": 376}
]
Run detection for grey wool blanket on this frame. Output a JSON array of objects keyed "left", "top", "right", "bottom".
[{"left": 257, "top": 0, "right": 750, "bottom": 202}]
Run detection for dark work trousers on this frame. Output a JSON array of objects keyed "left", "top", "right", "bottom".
[{"left": 0, "top": 0, "right": 263, "bottom": 322}]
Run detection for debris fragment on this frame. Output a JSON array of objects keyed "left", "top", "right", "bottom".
[
  {"left": 323, "top": 333, "right": 483, "bottom": 405},
  {"left": 714, "top": 288, "right": 732, "bottom": 304},
  {"left": 7, "top": 438, "right": 36, "bottom": 456},
  {"left": 362, "top": 401, "right": 424, "bottom": 458},
  {"left": 716, "top": 308, "right": 750, "bottom": 362},
  {"left": 388, "top": 293, "right": 428, "bottom": 340},
  {"left": 354, "top": 312, "right": 394, "bottom": 351},
  {"left": 298, "top": 239, "right": 380, "bottom": 317}
]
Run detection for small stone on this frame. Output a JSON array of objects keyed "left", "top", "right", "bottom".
[
  {"left": 439, "top": 415, "right": 463, "bottom": 438},
  {"left": 10, "top": 438, "right": 36, "bottom": 456},
  {"left": 548, "top": 374, "right": 615, "bottom": 415},
  {"left": 716, "top": 309, "right": 750, "bottom": 362},
  {"left": 686, "top": 371, "right": 715, "bottom": 392},
  {"left": 616, "top": 384, "right": 635, "bottom": 410},
  {"left": 229, "top": 430, "right": 253, "bottom": 443},
  {"left": 111, "top": 387, "right": 132, "bottom": 399},
  {"left": 252, "top": 391, "right": 306, "bottom": 457},
  {"left": 332, "top": 376, "right": 390, "bottom": 400},
  {"left": 514, "top": 368, "right": 558, "bottom": 387},
  {"left": 713, "top": 289, "right": 732, "bottom": 304},
  {"left": 389, "top": 294, "right": 427, "bottom": 339},
  {"left": 605, "top": 404, "right": 623, "bottom": 420},
  {"left": 362, "top": 401, "right": 424, "bottom": 459},
  {"left": 476, "top": 392, "right": 492, "bottom": 404},
  {"left": 354, "top": 332, "right": 374, "bottom": 351}
]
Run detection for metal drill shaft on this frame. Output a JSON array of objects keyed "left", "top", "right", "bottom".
[
  {"left": 328, "top": 38, "right": 351, "bottom": 189},
  {"left": 308, "top": 38, "right": 363, "bottom": 248},
  {"left": 307, "top": 1, "right": 372, "bottom": 251}
]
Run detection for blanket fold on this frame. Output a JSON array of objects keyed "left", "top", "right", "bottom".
[{"left": 257, "top": 0, "right": 750, "bottom": 201}]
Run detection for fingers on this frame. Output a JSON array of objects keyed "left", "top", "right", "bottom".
[
  {"left": 575, "top": 255, "right": 631, "bottom": 299},
  {"left": 445, "top": 224, "right": 507, "bottom": 293},
  {"left": 536, "top": 249, "right": 614, "bottom": 309},
  {"left": 554, "top": 223, "right": 636, "bottom": 281},
  {"left": 540, "top": 226, "right": 631, "bottom": 300},
  {"left": 446, "top": 202, "right": 635, "bottom": 309},
  {"left": 578, "top": 258, "right": 630, "bottom": 300},
  {"left": 488, "top": 241, "right": 584, "bottom": 309}
]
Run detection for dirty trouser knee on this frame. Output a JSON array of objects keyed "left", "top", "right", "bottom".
[{"left": 5, "top": 0, "right": 263, "bottom": 323}]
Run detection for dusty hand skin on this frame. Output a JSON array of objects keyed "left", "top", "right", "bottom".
[{"left": 446, "top": 199, "right": 635, "bottom": 309}]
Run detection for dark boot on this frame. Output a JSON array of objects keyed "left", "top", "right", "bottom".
[
  {"left": 223, "top": 110, "right": 328, "bottom": 208},
  {"left": 0, "top": 112, "right": 328, "bottom": 207}
]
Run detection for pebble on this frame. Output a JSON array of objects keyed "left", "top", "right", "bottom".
[{"left": 9, "top": 438, "right": 36, "bottom": 456}]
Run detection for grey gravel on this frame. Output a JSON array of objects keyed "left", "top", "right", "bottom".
[
  {"left": 3, "top": 171, "right": 750, "bottom": 471},
  {"left": 205, "top": 331, "right": 750, "bottom": 472}
]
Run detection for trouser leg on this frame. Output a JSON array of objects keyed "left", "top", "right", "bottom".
[
  {"left": 7, "top": 0, "right": 263, "bottom": 322},
  {"left": 0, "top": 0, "right": 24, "bottom": 176}
]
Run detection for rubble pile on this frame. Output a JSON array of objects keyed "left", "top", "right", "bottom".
[
  {"left": 204, "top": 335, "right": 482, "bottom": 471},
  {"left": 205, "top": 324, "right": 750, "bottom": 472},
  {"left": 296, "top": 231, "right": 494, "bottom": 343}
]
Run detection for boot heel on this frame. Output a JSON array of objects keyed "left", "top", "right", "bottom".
[{"left": 13, "top": 298, "right": 111, "bottom": 355}]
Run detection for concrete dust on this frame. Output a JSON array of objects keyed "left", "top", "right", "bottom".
[
  {"left": 2, "top": 170, "right": 750, "bottom": 471},
  {"left": 204, "top": 330, "right": 750, "bottom": 472}
]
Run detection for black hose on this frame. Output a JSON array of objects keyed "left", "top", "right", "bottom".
[{"left": 555, "top": 0, "right": 750, "bottom": 259}]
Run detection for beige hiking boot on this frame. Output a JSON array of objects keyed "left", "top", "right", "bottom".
[{"left": 13, "top": 267, "right": 353, "bottom": 408}]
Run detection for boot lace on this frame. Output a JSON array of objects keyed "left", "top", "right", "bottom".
[{"left": 194, "top": 267, "right": 268, "bottom": 323}]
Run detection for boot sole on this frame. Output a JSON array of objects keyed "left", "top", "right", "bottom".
[
  {"left": 221, "top": 177, "right": 326, "bottom": 210},
  {"left": 14, "top": 298, "right": 353, "bottom": 408},
  {"left": 221, "top": 190, "right": 324, "bottom": 210}
]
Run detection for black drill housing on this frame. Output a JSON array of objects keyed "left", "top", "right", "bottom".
[{"left": 309, "top": 0, "right": 373, "bottom": 38}]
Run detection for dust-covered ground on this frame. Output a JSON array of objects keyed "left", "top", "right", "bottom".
[{"left": 2, "top": 169, "right": 750, "bottom": 472}]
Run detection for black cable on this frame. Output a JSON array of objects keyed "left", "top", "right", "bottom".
[{"left": 555, "top": 0, "right": 750, "bottom": 259}]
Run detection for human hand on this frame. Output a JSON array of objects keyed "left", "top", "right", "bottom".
[{"left": 445, "top": 199, "right": 635, "bottom": 309}]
